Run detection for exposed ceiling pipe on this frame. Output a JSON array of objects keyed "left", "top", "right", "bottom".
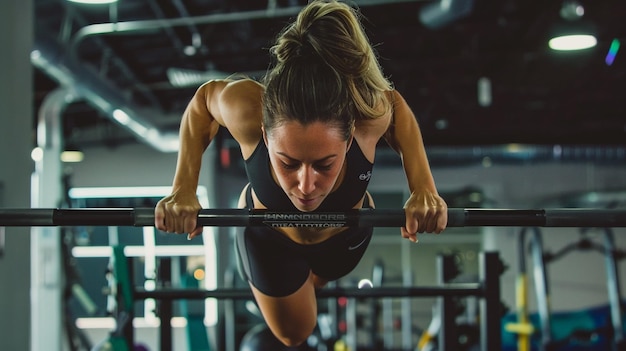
[
  {"left": 32, "top": 35, "right": 180, "bottom": 153},
  {"left": 30, "top": 0, "right": 424, "bottom": 155},
  {"left": 368, "top": 144, "right": 626, "bottom": 168},
  {"left": 425, "top": 144, "right": 626, "bottom": 167},
  {"left": 37, "top": 88, "right": 75, "bottom": 152},
  {"left": 39, "top": 0, "right": 626, "bottom": 164},
  {"left": 33, "top": 34, "right": 626, "bottom": 163},
  {"left": 171, "top": 0, "right": 209, "bottom": 56},
  {"left": 210, "top": 143, "right": 626, "bottom": 171},
  {"left": 62, "top": 6, "right": 163, "bottom": 109},
  {"left": 144, "top": 0, "right": 191, "bottom": 59},
  {"left": 69, "top": 0, "right": 423, "bottom": 57},
  {"left": 35, "top": 0, "right": 424, "bottom": 155}
]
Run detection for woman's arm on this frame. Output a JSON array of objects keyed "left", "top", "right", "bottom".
[
  {"left": 383, "top": 90, "right": 447, "bottom": 242},
  {"left": 155, "top": 79, "right": 263, "bottom": 238}
]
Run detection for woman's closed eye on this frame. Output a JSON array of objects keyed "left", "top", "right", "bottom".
[
  {"left": 281, "top": 161, "right": 300, "bottom": 170},
  {"left": 280, "top": 161, "right": 333, "bottom": 171},
  {"left": 314, "top": 163, "right": 333, "bottom": 171}
]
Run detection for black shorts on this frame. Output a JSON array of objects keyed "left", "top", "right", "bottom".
[{"left": 235, "top": 188, "right": 373, "bottom": 297}]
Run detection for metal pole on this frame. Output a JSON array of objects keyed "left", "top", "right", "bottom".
[
  {"left": 0, "top": 226, "right": 4, "bottom": 258},
  {"left": 480, "top": 252, "right": 502, "bottom": 351},
  {"left": 437, "top": 254, "right": 458, "bottom": 351},
  {"left": 345, "top": 296, "right": 357, "bottom": 351},
  {"left": 371, "top": 260, "right": 384, "bottom": 349},
  {"left": 381, "top": 298, "right": 393, "bottom": 349},
  {"left": 223, "top": 267, "right": 236, "bottom": 351},
  {"left": 133, "top": 285, "right": 484, "bottom": 300},
  {"left": 515, "top": 227, "right": 532, "bottom": 351},
  {"left": 158, "top": 258, "right": 173, "bottom": 351},
  {"left": 0, "top": 182, "right": 4, "bottom": 258},
  {"left": 401, "top": 239, "right": 413, "bottom": 349},
  {"left": 326, "top": 280, "right": 340, "bottom": 343},
  {"left": 1, "top": 208, "right": 626, "bottom": 227},
  {"left": 603, "top": 229, "right": 625, "bottom": 350},
  {"left": 123, "top": 256, "right": 135, "bottom": 350},
  {"left": 529, "top": 228, "right": 552, "bottom": 351}
]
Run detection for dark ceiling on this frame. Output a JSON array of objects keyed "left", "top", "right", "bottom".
[{"left": 33, "top": 0, "right": 626, "bottom": 151}]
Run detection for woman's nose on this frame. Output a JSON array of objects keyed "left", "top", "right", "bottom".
[{"left": 298, "top": 166, "right": 316, "bottom": 195}]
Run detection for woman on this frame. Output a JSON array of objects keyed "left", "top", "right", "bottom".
[{"left": 155, "top": 0, "right": 447, "bottom": 347}]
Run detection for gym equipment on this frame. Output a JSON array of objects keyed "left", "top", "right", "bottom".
[
  {"left": 507, "top": 226, "right": 626, "bottom": 351},
  {"left": 502, "top": 302, "right": 624, "bottom": 351},
  {"left": 1, "top": 207, "right": 626, "bottom": 227},
  {"left": 420, "top": 253, "right": 485, "bottom": 351},
  {"left": 108, "top": 246, "right": 503, "bottom": 351},
  {"left": 6, "top": 206, "right": 624, "bottom": 350}
]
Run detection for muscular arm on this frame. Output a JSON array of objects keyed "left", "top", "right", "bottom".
[
  {"left": 383, "top": 90, "right": 447, "bottom": 239},
  {"left": 156, "top": 79, "right": 264, "bottom": 236},
  {"left": 171, "top": 81, "right": 222, "bottom": 195},
  {"left": 384, "top": 91, "right": 437, "bottom": 194},
  {"left": 173, "top": 79, "right": 263, "bottom": 192}
]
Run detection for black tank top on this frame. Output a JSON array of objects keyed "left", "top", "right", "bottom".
[{"left": 244, "top": 139, "right": 374, "bottom": 211}]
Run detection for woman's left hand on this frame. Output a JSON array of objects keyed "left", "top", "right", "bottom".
[{"left": 402, "top": 190, "right": 448, "bottom": 243}]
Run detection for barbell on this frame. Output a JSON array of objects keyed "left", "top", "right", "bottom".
[{"left": 0, "top": 207, "right": 625, "bottom": 227}]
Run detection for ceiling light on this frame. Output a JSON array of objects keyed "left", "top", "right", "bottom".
[
  {"left": 60, "top": 150, "right": 85, "bottom": 163},
  {"left": 549, "top": 34, "right": 597, "bottom": 51},
  {"left": 559, "top": 0, "right": 585, "bottom": 21},
  {"left": 548, "top": 1, "right": 597, "bottom": 51},
  {"left": 167, "top": 68, "right": 230, "bottom": 88},
  {"left": 61, "top": 143, "right": 84, "bottom": 163},
  {"left": 477, "top": 77, "right": 491, "bottom": 107},
  {"left": 67, "top": 0, "right": 118, "bottom": 4}
]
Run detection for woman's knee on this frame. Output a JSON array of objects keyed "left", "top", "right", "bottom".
[
  {"left": 270, "top": 305, "right": 317, "bottom": 346},
  {"left": 272, "top": 323, "right": 316, "bottom": 347},
  {"left": 251, "top": 278, "right": 318, "bottom": 347}
]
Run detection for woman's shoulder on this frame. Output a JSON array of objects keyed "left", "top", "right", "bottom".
[
  {"left": 220, "top": 78, "right": 264, "bottom": 102},
  {"left": 356, "top": 90, "right": 394, "bottom": 132},
  {"left": 227, "top": 77, "right": 265, "bottom": 90},
  {"left": 207, "top": 78, "right": 262, "bottom": 118},
  {"left": 216, "top": 78, "right": 264, "bottom": 154}
]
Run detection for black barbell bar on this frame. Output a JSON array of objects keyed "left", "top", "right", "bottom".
[
  {"left": 133, "top": 284, "right": 483, "bottom": 301},
  {"left": 0, "top": 207, "right": 625, "bottom": 227}
]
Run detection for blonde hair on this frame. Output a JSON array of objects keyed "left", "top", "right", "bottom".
[{"left": 263, "top": 0, "right": 392, "bottom": 140}]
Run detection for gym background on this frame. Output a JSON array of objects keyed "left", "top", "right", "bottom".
[{"left": 2, "top": 0, "right": 626, "bottom": 350}]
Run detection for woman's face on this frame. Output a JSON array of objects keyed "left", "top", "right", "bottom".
[{"left": 265, "top": 120, "right": 351, "bottom": 212}]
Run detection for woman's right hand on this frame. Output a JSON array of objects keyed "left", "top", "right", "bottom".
[{"left": 154, "top": 190, "right": 204, "bottom": 239}]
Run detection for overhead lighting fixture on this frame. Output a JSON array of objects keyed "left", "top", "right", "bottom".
[
  {"left": 61, "top": 144, "right": 85, "bottom": 163},
  {"left": 167, "top": 68, "right": 230, "bottom": 88},
  {"left": 60, "top": 150, "right": 85, "bottom": 163},
  {"left": 548, "top": 1, "right": 597, "bottom": 51},
  {"left": 559, "top": 0, "right": 585, "bottom": 21},
  {"left": 67, "top": 0, "right": 118, "bottom": 4},
  {"left": 167, "top": 66, "right": 267, "bottom": 88},
  {"left": 477, "top": 77, "right": 492, "bottom": 107},
  {"left": 549, "top": 34, "right": 597, "bottom": 51}
]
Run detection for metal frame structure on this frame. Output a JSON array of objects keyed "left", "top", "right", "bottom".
[{"left": 115, "top": 249, "right": 502, "bottom": 351}]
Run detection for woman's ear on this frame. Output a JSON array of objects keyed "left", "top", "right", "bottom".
[
  {"left": 347, "top": 134, "right": 354, "bottom": 152},
  {"left": 347, "top": 124, "right": 355, "bottom": 151},
  {"left": 261, "top": 125, "right": 268, "bottom": 146}
]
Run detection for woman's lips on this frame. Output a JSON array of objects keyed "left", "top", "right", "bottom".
[{"left": 296, "top": 197, "right": 317, "bottom": 206}]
